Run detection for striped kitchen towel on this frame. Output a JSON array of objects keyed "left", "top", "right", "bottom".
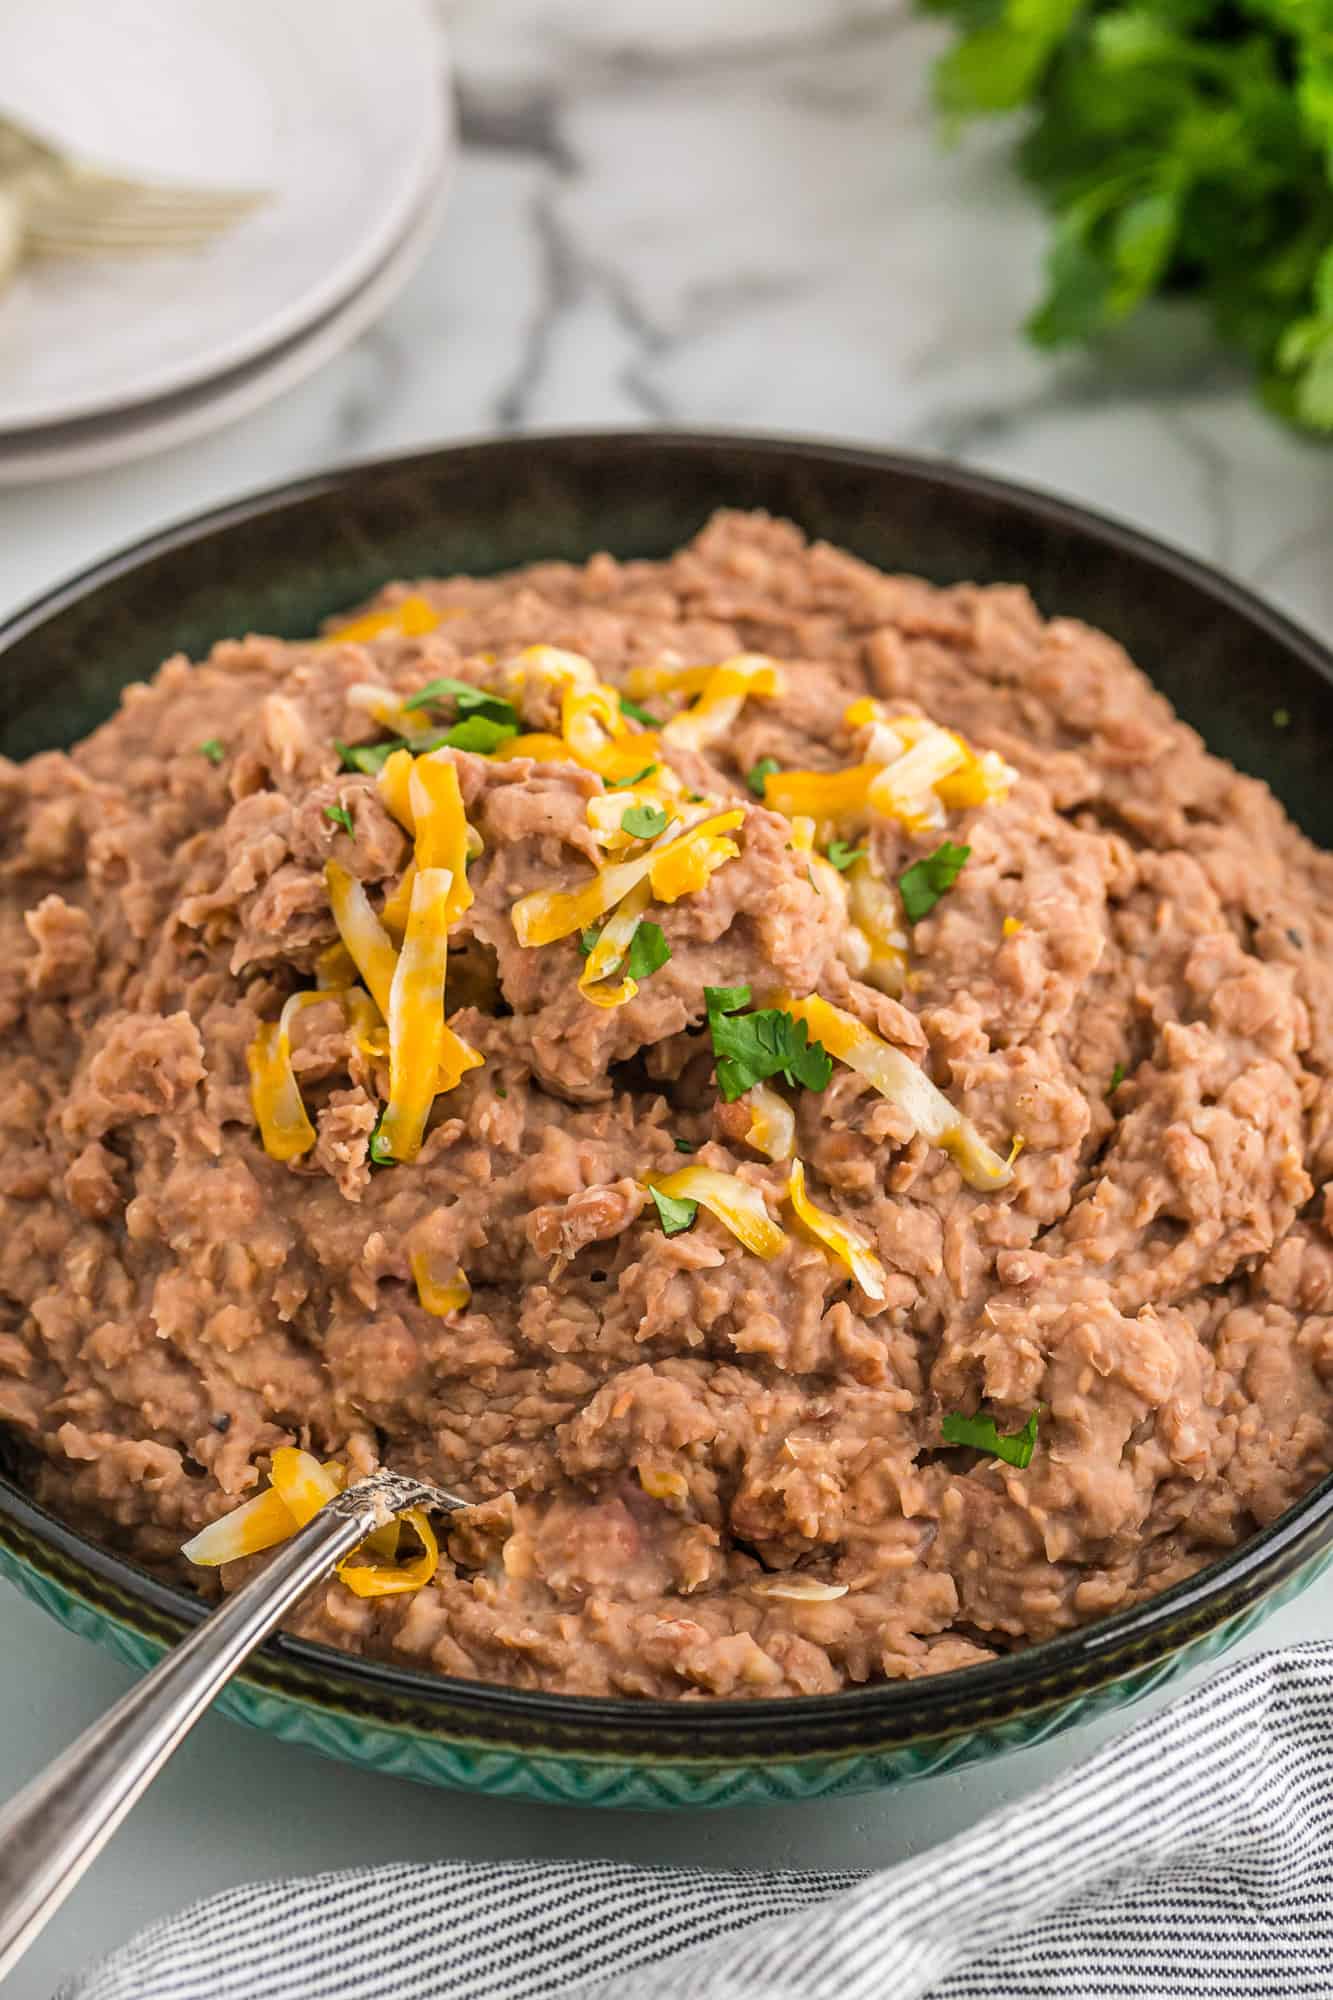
[{"left": 62, "top": 1641, "right": 1333, "bottom": 2000}]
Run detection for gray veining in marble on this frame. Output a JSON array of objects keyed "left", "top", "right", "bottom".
[{"left": 0, "top": 3, "right": 1329, "bottom": 1993}]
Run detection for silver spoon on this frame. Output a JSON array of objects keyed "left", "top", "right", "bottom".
[{"left": 0, "top": 1469, "right": 471, "bottom": 1982}]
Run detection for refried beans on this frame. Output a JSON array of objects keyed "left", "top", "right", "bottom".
[{"left": 2, "top": 507, "right": 1331, "bottom": 1700}]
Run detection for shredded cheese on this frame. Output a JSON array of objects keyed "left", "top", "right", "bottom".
[
  {"left": 246, "top": 990, "right": 331, "bottom": 1163},
  {"left": 638, "top": 1463, "right": 689, "bottom": 1502},
  {"left": 182, "top": 1448, "right": 444, "bottom": 1600},
  {"left": 322, "top": 593, "right": 443, "bottom": 646},
  {"left": 764, "top": 708, "right": 1015, "bottom": 839},
  {"left": 744, "top": 1082, "right": 796, "bottom": 1162},
  {"left": 661, "top": 654, "right": 783, "bottom": 751},
  {"left": 511, "top": 809, "right": 743, "bottom": 947},
  {"left": 788, "top": 1159, "right": 887, "bottom": 1301},
  {"left": 845, "top": 858, "right": 909, "bottom": 996},
  {"left": 579, "top": 876, "right": 652, "bottom": 1010},
  {"left": 411, "top": 756, "right": 473, "bottom": 925},
  {"left": 411, "top": 1251, "right": 471, "bottom": 1316},
  {"left": 646, "top": 1165, "right": 785, "bottom": 1259},
  {"left": 325, "top": 862, "right": 398, "bottom": 1017},
  {"left": 377, "top": 745, "right": 416, "bottom": 829},
  {"left": 379, "top": 866, "right": 481, "bottom": 1162},
  {"left": 778, "top": 993, "right": 1014, "bottom": 1192}
]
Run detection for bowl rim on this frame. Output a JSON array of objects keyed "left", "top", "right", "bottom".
[{"left": 3, "top": 423, "right": 1333, "bottom": 1749}]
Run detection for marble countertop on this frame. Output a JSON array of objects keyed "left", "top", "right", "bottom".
[{"left": 0, "top": 3, "right": 1330, "bottom": 1993}]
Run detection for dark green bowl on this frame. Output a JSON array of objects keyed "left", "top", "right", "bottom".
[{"left": 3, "top": 431, "right": 1331, "bottom": 1809}]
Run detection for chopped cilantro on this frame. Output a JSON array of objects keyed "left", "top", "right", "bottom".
[
  {"left": 580, "top": 919, "right": 670, "bottom": 983},
  {"left": 703, "top": 985, "right": 832, "bottom": 1103},
  {"left": 1107, "top": 1062, "right": 1126, "bottom": 1097},
  {"left": 404, "top": 676, "right": 517, "bottom": 730},
  {"left": 324, "top": 803, "right": 355, "bottom": 837},
  {"left": 1273, "top": 707, "right": 1292, "bottom": 729},
  {"left": 826, "top": 839, "right": 867, "bottom": 873},
  {"left": 495, "top": 1083, "right": 508, "bottom": 1100},
  {"left": 621, "top": 801, "right": 670, "bottom": 840},
  {"left": 673, "top": 1136, "right": 697, "bottom": 1154},
  {"left": 626, "top": 921, "right": 670, "bottom": 980},
  {"left": 335, "top": 737, "right": 402, "bottom": 776},
  {"left": 941, "top": 1407, "right": 1041, "bottom": 1469},
  {"left": 648, "top": 1185, "right": 698, "bottom": 1236},
  {"left": 441, "top": 715, "right": 519, "bottom": 755},
  {"left": 619, "top": 695, "right": 661, "bottom": 729},
  {"left": 198, "top": 738, "right": 225, "bottom": 765},
  {"left": 686, "top": 791, "right": 705, "bottom": 803},
  {"left": 746, "top": 756, "right": 780, "bottom": 798},
  {"left": 898, "top": 841, "right": 971, "bottom": 923},
  {"left": 607, "top": 763, "right": 660, "bottom": 789}
]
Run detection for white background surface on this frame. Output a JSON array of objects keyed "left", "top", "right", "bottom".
[{"left": 0, "top": 3, "right": 1330, "bottom": 1994}]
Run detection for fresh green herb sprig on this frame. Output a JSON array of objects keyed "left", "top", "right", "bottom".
[
  {"left": 826, "top": 839, "right": 867, "bottom": 872},
  {"left": 198, "top": 738, "right": 225, "bottom": 765},
  {"left": 703, "top": 985, "right": 832, "bottom": 1102},
  {"left": 746, "top": 756, "right": 781, "bottom": 798},
  {"left": 899, "top": 841, "right": 970, "bottom": 922},
  {"left": 921, "top": 0, "right": 1333, "bottom": 431},
  {"left": 324, "top": 803, "right": 355, "bottom": 837},
  {"left": 941, "top": 1407, "right": 1041, "bottom": 1468},
  {"left": 619, "top": 695, "right": 661, "bottom": 729},
  {"left": 579, "top": 919, "right": 671, "bottom": 982},
  {"left": 648, "top": 1185, "right": 698, "bottom": 1235},
  {"left": 621, "top": 801, "right": 670, "bottom": 840}
]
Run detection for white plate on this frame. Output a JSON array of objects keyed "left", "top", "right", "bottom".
[
  {"left": 0, "top": 112, "right": 452, "bottom": 485},
  {"left": 0, "top": 0, "right": 441, "bottom": 431}
]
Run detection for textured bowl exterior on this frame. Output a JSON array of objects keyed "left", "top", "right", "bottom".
[{"left": 2, "top": 430, "right": 1332, "bottom": 1809}]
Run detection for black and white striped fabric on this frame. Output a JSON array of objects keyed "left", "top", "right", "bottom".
[{"left": 62, "top": 1642, "right": 1333, "bottom": 2000}]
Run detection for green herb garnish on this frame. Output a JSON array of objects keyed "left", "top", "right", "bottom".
[
  {"left": 580, "top": 919, "right": 671, "bottom": 982},
  {"left": 1273, "top": 708, "right": 1292, "bottom": 729},
  {"left": 368, "top": 1118, "right": 396, "bottom": 1168},
  {"left": 826, "top": 839, "right": 867, "bottom": 872},
  {"left": 898, "top": 841, "right": 971, "bottom": 923},
  {"left": 703, "top": 984, "right": 832, "bottom": 1103},
  {"left": 924, "top": 0, "right": 1333, "bottom": 433},
  {"left": 648, "top": 1185, "right": 698, "bottom": 1236},
  {"left": 336, "top": 738, "right": 402, "bottom": 776},
  {"left": 324, "top": 804, "right": 355, "bottom": 837},
  {"left": 626, "top": 921, "right": 670, "bottom": 980},
  {"left": 198, "top": 738, "right": 225, "bottom": 765},
  {"left": 941, "top": 1407, "right": 1041, "bottom": 1469},
  {"left": 673, "top": 1136, "right": 697, "bottom": 1154},
  {"left": 441, "top": 715, "right": 519, "bottom": 755},
  {"left": 404, "top": 676, "right": 517, "bottom": 729},
  {"left": 1107, "top": 1062, "right": 1126, "bottom": 1097},
  {"left": 621, "top": 801, "right": 670, "bottom": 840},
  {"left": 619, "top": 695, "right": 661, "bottom": 729},
  {"left": 607, "top": 764, "right": 660, "bottom": 789},
  {"left": 746, "top": 756, "right": 780, "bottom": 798}
]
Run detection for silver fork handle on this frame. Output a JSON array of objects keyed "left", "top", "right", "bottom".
[{"left": 0, "top": 1491, "right": 386, "bottom": 1984}]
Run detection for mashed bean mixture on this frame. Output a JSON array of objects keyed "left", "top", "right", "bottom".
[{"left": 2, "top": 511, "right": 1331, "bottom": 1700}]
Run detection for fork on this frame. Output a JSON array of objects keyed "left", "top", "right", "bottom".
[
  {"left": 0, "top": 109, "right": 266, "bottom": 260},
  {"left": 0, "top": 1469, "right": 472, "bottom": 1982}
]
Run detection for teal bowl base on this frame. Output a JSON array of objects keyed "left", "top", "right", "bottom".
[{"left": 3, "top": 1542, "right": 1328, "bottom": 1810}]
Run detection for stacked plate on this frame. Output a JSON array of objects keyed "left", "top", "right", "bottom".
[{"left": 0, "top": 0, "right": 450, "bottom": 483}]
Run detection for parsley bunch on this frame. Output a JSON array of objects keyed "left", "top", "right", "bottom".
[
  {"left": 703, "top": 985, "right": 833, "bottom": 1101},
  {"left": 921, "top": 0, "right": 1333, "bottom": 430}
]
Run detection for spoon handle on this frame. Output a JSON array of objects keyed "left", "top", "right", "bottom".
[{"left": 0, "top": 1489, "right": 382, "bottom": 1983}]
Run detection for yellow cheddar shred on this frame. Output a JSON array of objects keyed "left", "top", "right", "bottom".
[
  {"left": 321, "top": 593, "right": 444, "bottom": 646},
  {"left": 379, "top": 867, "right": 476, "bottom": 1163},
  {"left": 661, "top": 655, "right": 783, "bottom": 751},
  {"left": 325, "top": 861, "right": 398, "bottom": 1017},
  {"left": 764, "top": 763, "right": 880, "bottom": 823},
  {"left": 377, "top": 745, "right": 416, "bottom": 830},
  {"left": 778, "top": 992, "right": 1014, "bottom": 1192},
  {"left": 744, "top": 1082, "right": 796, "bottom": 1162},
  {"left": 512, "top": 809, "right": 744, "bottom": 948},
  {"left": 579, "top": 877, "right": 651, "bottom": 1010},
  {"left": 788, "top": 1159, "right": 887, "bottom": 1301},
  {"left": 410, "top": 757, "right": 473, "bottom": 925},
  {"left": 494, "top": 730, "right": 575, "bottom": 764},
  {"left": 182, "top": 1448, "right": 444, "bottom": 1600},
  {"left": 411, "top": 1249, "right": 471, "bottom": 1316},
  {"left": 246, "top": 990, "right": 329, "bottom": 1163},
  {"left": 647, "top": 1165, "right": 786, "bottom": 1259}
]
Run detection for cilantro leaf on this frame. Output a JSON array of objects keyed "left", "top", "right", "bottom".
[
  {"left": 324, "top": 803, "right": 355, "bottom": 837},
  {"left": 673, "top": 1136, "right": 697, "bottom": 1154},
  {"left": 619, "top": 695, "right": 661, "bottom": 728},
  {"left": 703, "top": 985, "right": 833, "bottom": 1103},
  {"left": 198, "top": 738, "right": 225, "bottom": 765},
  {"left": 626, "top": 921, "right": 670, "bottom": 980},
  {"left": 578, "top": 928, "right": 598, "bottom": 959},
  {"left": 825, "top": 839, "right": 867, "bottom": 872},
  {"left": 441, "top": 715, "right": 518, "bottom": 755},
  {"left": 621, "top": 801, "right": 670, "bottom": 840},
  {"left": 746, "top": 756, "right": 781, "bottom": 798},
  {"left": 404, "top": 677, "right": 517, "bottom": 729},
  {"left": 1107, "top": 1061, "right": 1126, "bottom": 1097},
  {"left": 941, "top": 1407, "right": 1041, "bottom": 1469},
  {"left": 607, "top": 763, "right": 660, "bottom": 789},
  {"left": 335, "top": 737, "right": 403, "bottom": 776},
  {"left": 898, "top": 841, "right": 971, "bottom": 923},
  {"left": 648, "top": 1185, "right": 698, "bottom": 1236}
]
